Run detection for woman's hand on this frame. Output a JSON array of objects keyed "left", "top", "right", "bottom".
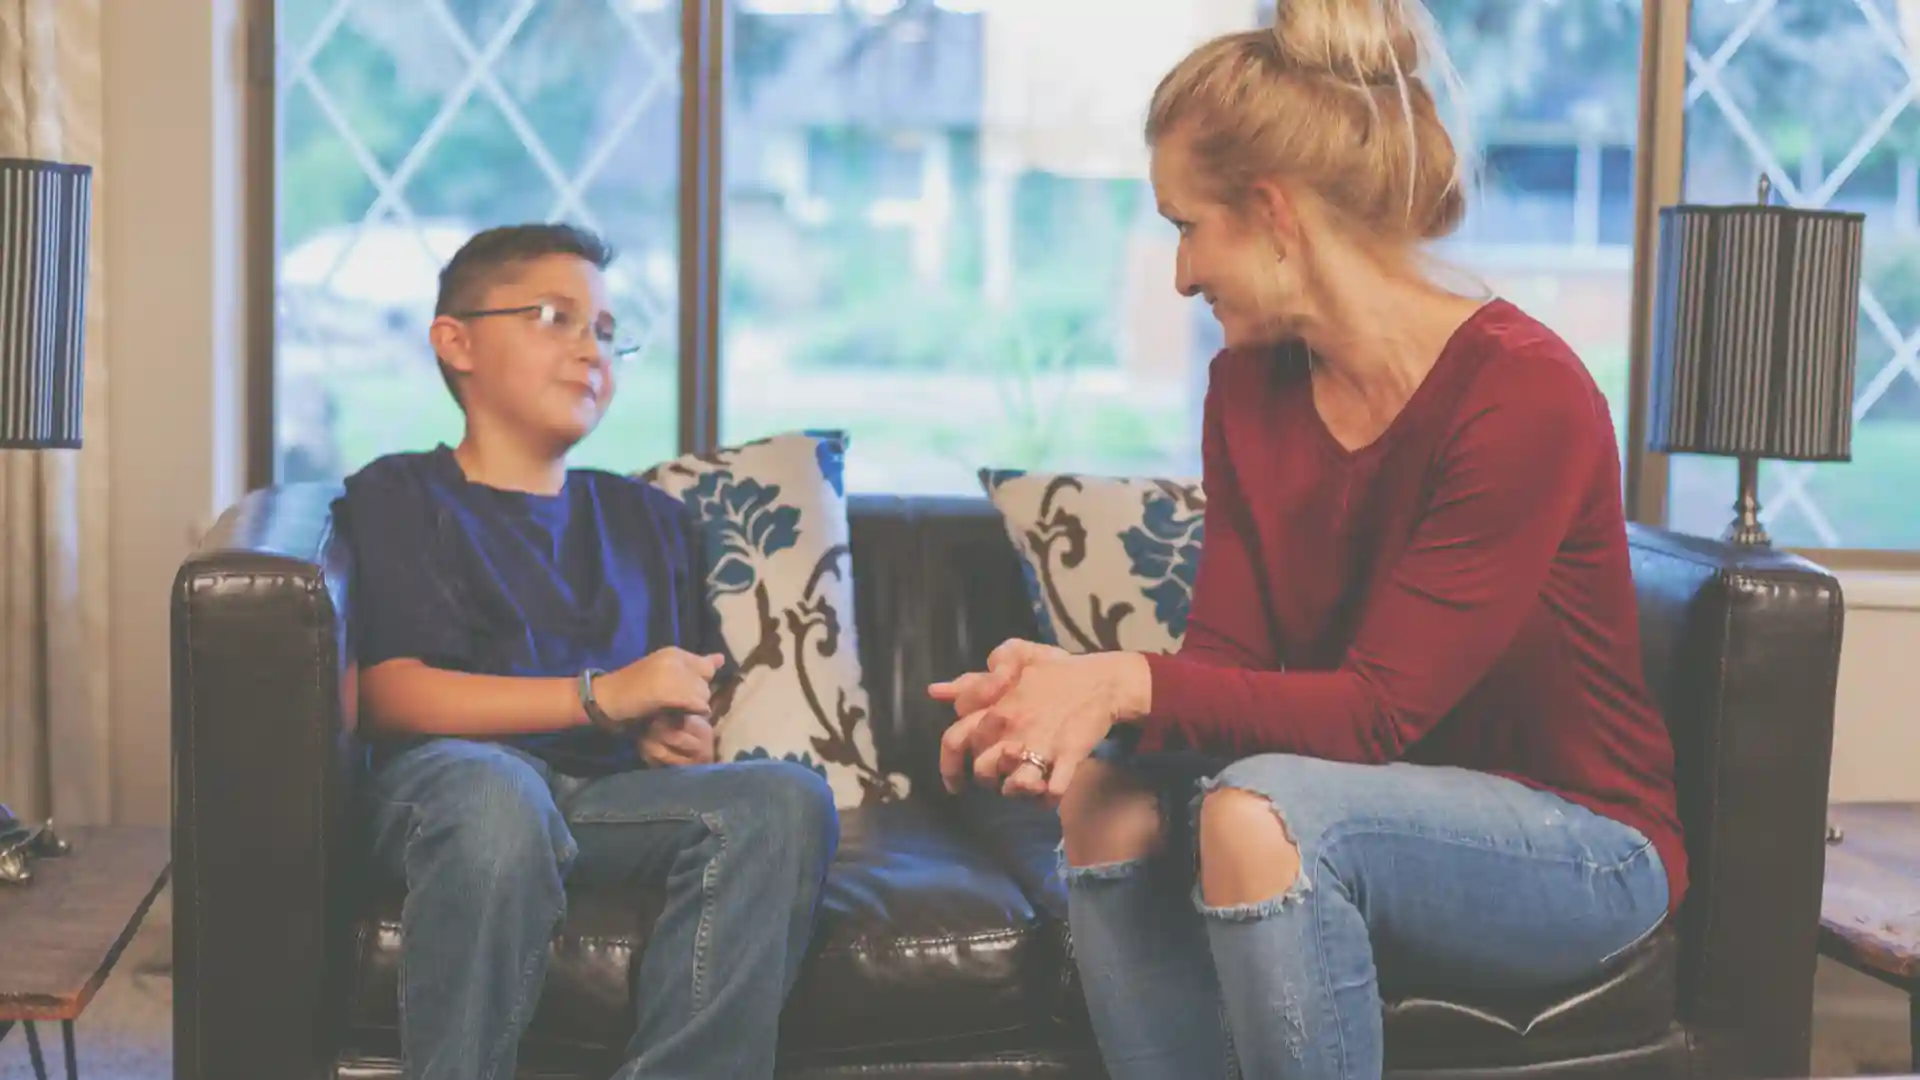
[
  {"left": 638, "top": 713, "right": 718, "bottom": 767},
  {"left": 938, "top": 651, "right": 1150, "bottom": 806},
  {"left": 927, "top": 638, "right": 1070, "bottom": 717}
]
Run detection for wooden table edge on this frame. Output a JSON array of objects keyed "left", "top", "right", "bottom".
[
  {"left": 1819, "top": 923, "right": 1920, "bottom": 989},
  {"left": 0, "top": 861, "right": 172, "bottom": 1023},
  {"left": 1820, "top": 801, "right": 1920, "bottom": 986}
]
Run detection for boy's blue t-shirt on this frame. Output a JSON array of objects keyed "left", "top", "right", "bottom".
[{"left": 336, "top": 444, "right": 722, "bottom": 775}]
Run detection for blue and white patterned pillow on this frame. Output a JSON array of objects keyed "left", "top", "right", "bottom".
[
  {"left": 639, "top": 431, "right": 910, "bottom": 808},
  {"left": 978, "top": 468, "right": 1206, "bottom": 656}
]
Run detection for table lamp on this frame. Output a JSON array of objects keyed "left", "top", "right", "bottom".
[
  {"left": 1646, "top": 175, "right": 1866, "bottom": 547},
  {"left": 0, "top": 157, "right": 94, "bottom": 883}
]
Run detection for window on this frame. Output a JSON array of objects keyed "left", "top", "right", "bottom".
[
  {"left": 1667, "top": 0, "right": 1920, "bottom": 551},
  {"left": 717, "top": 1, "right": 1646, "bottom": 492},
  {"left": 272, "top": 0, "right": 683, "bottom": 481},
  {"left": 267, "top": 0, "right": 1642, "bottom": 494},
  {"left": 261, "top": 1, "right": 1916, "bottom": 559}
]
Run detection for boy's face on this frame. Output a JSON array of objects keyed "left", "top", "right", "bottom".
[{"left": 434, "top": 253, "right": 619, "bottom": 450}]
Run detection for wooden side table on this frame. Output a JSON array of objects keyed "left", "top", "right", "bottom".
[
  {"left": 0, "top": 826, "right": 170, "bottom": 1080},
  {"left": 1821, "top": 803, "right": 1920, "bottom": 1072}
]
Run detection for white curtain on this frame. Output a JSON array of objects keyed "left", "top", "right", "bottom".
[{"left": 0, "top": 0, "right": 111, "bottom": 826}]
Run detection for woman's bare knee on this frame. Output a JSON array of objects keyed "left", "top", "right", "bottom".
[
  {"left": 1060, "top": 759, "right": 1164, "bottom": 868},
  {"left": 1198, "top": 787, "right": 1302, "bottom": 909}
]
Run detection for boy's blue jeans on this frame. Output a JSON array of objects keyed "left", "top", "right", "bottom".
[
  {"left": 358, "top": 738, "right": 839, "bottom": 1080},
  {"left": 1064, "top": 747, "right": 1670, "bottom": 1080}
]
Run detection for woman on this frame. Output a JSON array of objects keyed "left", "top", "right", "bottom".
[{"left": 928, "top": 2, "right": 1685, "bottom": 1077}]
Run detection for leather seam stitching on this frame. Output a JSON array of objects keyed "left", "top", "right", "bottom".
[
  {"left": 181, "top": 574, "right": 204, "bottom": 1076},
  {"left": 364, "top": 924, "right": 1036, "bottom": 957},
  {"left": 814, "top": 927, "right": 1034, "bottom": 958},
  {"left": 1693, "top": 569, "right": 1738, "bottom": 1010}
]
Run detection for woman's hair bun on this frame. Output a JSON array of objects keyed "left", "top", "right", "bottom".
[
  {"left": 1270, "top": 0, "right": 1430, "bottom": 92},
  {"left": 1146, "top": 0, "right": 1471, "bottom": 244}
]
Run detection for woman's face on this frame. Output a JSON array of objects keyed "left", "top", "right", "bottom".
[{"left": 1150, "top": 137, "right": 1304, "bottom": 349}]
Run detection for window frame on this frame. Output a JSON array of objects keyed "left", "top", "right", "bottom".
[{"left": 245, "top": 0, "right": 1920, "bottom": 567}]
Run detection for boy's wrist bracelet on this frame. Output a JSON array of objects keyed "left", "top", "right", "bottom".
[{"left": 578, "top": 668, "right": 619, "bottom": 731}]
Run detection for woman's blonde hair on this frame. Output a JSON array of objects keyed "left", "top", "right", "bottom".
[{"left": 1146, "top": 0, "right": 1472, "bottom": 249}]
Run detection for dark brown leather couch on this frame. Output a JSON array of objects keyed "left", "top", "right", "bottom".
[{"left": 171, "top": 486, "right": 1845, "bottom": 1080}]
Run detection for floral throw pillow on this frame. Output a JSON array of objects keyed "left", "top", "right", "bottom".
[
  {"left": 978, "top": 469, "right": 1206, "bottom": 656},
  {"left": 638, "top": 431, "right": 910, "bottom": 808}
]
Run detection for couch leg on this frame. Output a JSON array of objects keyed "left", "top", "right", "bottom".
[{"left": 1909, "top": 993, "right": 1919, "bottom": 1073}]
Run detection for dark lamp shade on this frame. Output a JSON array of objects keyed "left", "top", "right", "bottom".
[
  {"left": 0, "top": 157, "right": 93, "bottom": 450},
  {"left": 1646, "top": 202, "right": 1865, "bottom": 462}
]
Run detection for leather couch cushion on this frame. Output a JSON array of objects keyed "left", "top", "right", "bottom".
[
  {"left": 344, "top": 801, "right": 1068, "bottom": 1066},
  {"left": 1382, "top": 924, "right": 1680, "bottom": 1070},
  {"left": 778, "top": 801, "right": 1070, "bottom": 1065}
]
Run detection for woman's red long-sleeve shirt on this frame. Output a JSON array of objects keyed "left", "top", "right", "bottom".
[{"left": 1138, "top": 299, "right": 1688, "bottom": 914}]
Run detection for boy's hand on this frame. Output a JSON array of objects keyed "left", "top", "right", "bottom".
[
  {"left": 596, "top": 648, "right": 727, "bottom": 725},
  {"left": 638, "top": 713, "right": 718, "bottom": 767}
]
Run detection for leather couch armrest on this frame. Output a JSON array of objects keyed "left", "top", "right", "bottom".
[
  {"left": 171, "top": 482, "right": 358, "bottom": 1080},
  {"left": 1628, "top": 525, "right": 1845, "bottom": 1080}
]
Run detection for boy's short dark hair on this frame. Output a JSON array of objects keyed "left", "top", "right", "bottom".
[{"left": 432, "top": 223, "right": 616, "bottom": 408}]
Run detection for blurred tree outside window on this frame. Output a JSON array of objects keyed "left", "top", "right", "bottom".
[{"left": 271, "top": 0, "right": 1920, "bottom": 550}]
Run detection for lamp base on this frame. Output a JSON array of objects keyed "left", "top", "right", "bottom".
[{"left": 1722, "top": 454, "right": 1771, "bottom": 547}]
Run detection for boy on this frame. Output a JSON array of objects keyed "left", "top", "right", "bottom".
[{"left": 336, "top": 223, "right": 839, "bottom": 1080}]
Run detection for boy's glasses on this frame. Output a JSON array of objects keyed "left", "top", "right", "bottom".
[{"left": 452, "top": 302, "right": 643, "bottom": 360}]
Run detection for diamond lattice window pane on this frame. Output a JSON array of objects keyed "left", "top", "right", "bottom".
[
  {"left": 1669, "top": 0, "right": 1920, "bottom": 549},
  {"left": 274, "top": 0, "right": 683, "bottom": 483},
  {"left": 714, "top": 1, "right": 1647, "bottom": 494},
  {"left": 441, "top": 0, "right": 534, "bottom": 45}
]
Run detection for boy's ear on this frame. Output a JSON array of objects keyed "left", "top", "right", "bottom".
[{"left": 429, "top": 315, "right": 475, "bottom": 375}]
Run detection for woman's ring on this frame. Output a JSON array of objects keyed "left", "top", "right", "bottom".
[{"left": 1017, "top": 750, "right": 1053, "bottom": 775}]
